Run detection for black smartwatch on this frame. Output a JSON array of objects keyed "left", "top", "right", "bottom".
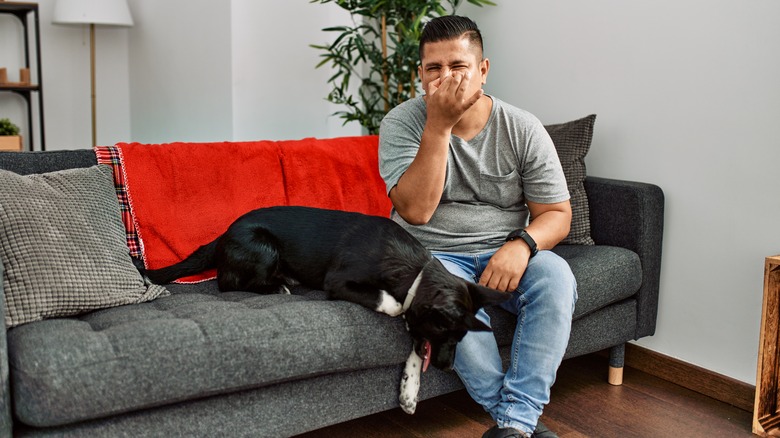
[{"left": 506, "top": 229, "right": 538, "bottom": 258}]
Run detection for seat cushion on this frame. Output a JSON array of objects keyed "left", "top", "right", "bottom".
[
  {"left": 8, "top": 245, "right": 641, "bottom": 428},
  {"left": 488, "top": 245, "right": 641, "bottom": 347},
  {"left": 553, "top": 244, "right": 642, "bottom": 319},
  {"left": 8, "top": 283, "right": 412, "bottom": 428}
]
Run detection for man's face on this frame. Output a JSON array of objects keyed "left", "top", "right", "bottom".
[{"left": 418, "top": 36, "right": 488, "bottom": 97}]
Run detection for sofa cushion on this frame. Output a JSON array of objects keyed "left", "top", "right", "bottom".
[
  {"left": 0, "top": 165, "right": 169, "bottom": 328},
  {"left": 553, "top": 244, "right": 642, "bottom": 319},
  {"left": 7, "top": 284, "right": 412, "bottom": 428},
  {"left": 545, "top": 115, "right": 597, "bottom": 245},
  {"left": 488, "top": 245, "right": 641, "bottom": 346}
]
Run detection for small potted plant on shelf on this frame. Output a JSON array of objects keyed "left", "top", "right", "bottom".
[{"left": 0, "top": 118, "right": 22, "bottom": 151}]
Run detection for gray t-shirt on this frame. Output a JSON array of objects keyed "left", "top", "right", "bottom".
[{"left": 378, "top": 95, "right": 569, "bottom": 253}]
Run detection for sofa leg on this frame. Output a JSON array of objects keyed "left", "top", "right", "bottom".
[{"left": 608, "top": 344, "right": 625, "bottom": 386}]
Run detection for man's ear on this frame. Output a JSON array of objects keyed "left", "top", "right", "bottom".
[
  {"left": 467, "top": 282, "right": 510, "bottom": 309},
  {"left": 480, "top": 57, "right": 490, "bottom": 85}
]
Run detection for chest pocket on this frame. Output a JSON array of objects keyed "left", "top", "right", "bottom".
[{"left": 478, "top": 169, "right": 523, "bottom": 209}]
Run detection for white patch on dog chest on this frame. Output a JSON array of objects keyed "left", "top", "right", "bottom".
[{"left": 375, "top": 290, "right": 403, "bottom": 317}]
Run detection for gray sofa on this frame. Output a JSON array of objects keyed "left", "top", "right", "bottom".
[{"left": 0, "top": 144, "right": 664, "bottom": 437}]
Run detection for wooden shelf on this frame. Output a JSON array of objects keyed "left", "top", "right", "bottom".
[
  {"left": 0, "top": 1, "right": 45, "bottom": 151},
  {"left": 0, "top": 2, "right": 40, "bottom": 11},
  {"left": 0, "top": 84, "right": 40, "bottom": 92}
]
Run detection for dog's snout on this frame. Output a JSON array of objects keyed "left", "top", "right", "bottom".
[{"left": 432, "top": 353, "right": 456, "bottom": 371}]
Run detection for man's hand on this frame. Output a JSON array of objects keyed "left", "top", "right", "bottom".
[
  {"left": 425, "top": 71, "right": 484, "bottom": 132},
  {"left": 390, "top": 71, "right": 483, "bottom": 225},
  {"left": 479, "top": 200, "right": 572, "bottom": 292},
  {"left": 479, "top": 240, "right": 530, "bottom": 292}
]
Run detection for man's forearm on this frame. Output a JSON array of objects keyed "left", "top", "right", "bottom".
[
  {"left": 390, "top": 125, "right": 450, "bottom": 225},
  {"left": 523, "top": 201, "right": 572, "bottom": 251}
]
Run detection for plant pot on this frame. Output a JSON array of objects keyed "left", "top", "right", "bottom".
[{"left": 0, "top": 135, "right": 22, "bottom": 151}]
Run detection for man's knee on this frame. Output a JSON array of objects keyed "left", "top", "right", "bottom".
[{"left": 523, "top": 251, "right": 577, "bottom": 311}]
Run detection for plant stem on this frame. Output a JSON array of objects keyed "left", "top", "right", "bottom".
[
  {"left": 381, "top": 14, "right": 389, "bottom": 113},
  {"left": 411, "top": 69, "right": 416, "bottom": 98}
]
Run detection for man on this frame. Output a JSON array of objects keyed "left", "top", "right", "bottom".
[{"left": 378, "top": 15, "right": 577, "bottom": 438}]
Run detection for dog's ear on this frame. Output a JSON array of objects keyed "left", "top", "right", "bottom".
[{"left": 467, "top": 282, "right": 511, "bottom": 309}]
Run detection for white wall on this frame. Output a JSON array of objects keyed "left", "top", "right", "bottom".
[
  {"left": 12, "top": 0, "right": 779, "bottom": 384},
  {"left": 1, "top": 0, "right": 132, "bottom": 150},
  {"left": 4, "top": 0, "right": 359, "bottom": 149},
  {"left": 126, "top": 0, "right": 359, "bottom": 143},
  {"left": 460, "top": 0, "right": 780, "bottom": 383},
  {"left": 127, "top": 0, "right": 233, "bottom": 143},
  {"left": 230, "top": 0, "right": 361, "bottom": 140}
]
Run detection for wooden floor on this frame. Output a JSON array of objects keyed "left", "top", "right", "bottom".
[{"left": 296, "top": 353, "right": 754, "bottom": 438}]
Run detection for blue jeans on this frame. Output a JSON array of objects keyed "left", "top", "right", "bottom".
[{"left": 432, "top": 250, "right": 577, "bottom": 434}]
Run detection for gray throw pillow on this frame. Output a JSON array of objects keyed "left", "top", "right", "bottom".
[
  {"left": 0, "top": 165, "right": 169, "bottom": 328},
  {"left": 545, "top": 114, "right": 597, "bottom": 245}
]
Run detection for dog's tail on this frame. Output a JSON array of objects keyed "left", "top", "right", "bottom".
[{"left": 143, "top": 238, "right": 219, "bottom": 285}]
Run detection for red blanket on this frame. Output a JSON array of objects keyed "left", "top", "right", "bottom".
[{"left": 99, "top": 136, "right": 391, "bottom": 283}]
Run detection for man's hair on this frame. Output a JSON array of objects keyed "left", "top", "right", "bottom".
[{"left": 419, "top": 15, "right": 483, "bottom": 61}]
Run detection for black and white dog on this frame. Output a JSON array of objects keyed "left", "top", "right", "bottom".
[{"left": 144, "top": 206, "right": 508, "bottom": 414}]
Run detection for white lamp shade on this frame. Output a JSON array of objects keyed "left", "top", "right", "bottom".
[{"left": 53, "top": 0, "right": 134, "bottom": 27}]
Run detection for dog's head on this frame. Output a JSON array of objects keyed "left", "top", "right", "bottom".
[{"left": 404, "top": 260, "right": 510, "bottom": 371}]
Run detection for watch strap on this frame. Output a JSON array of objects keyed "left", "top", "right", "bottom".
[{"left": 506, "top": 229, "right": 538, "bottom": 257}]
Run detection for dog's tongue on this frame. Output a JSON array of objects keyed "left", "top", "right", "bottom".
[{"left": 422, "top": 340, "right": 431, "bottom": 373}]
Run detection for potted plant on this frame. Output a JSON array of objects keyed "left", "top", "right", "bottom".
[
  {"left": 0, "top": 118, "right": 22, "bottom": 151},
  {"left": 311, "top": 0, "right": 495, "bottom": 134}
]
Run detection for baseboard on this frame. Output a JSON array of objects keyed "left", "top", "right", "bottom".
[{"left": 622, "top": 343, "right": 755, "bottom": 412}]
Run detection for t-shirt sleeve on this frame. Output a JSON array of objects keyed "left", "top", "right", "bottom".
[
  {"left": 378, "top": 108, "right": 425, "bottom": 195},
  {"left": 520, "top": 117, "right": 571, "bottom": 205}
]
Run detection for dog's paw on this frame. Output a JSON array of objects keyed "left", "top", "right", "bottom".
[
  {"left": 279, "top": 285, "right": 291, "bottom": 295},
  {"left": 400, "top": 395, "right": 417, "bottom": 415},
  {"left": 399, "top": 372, "right": 420, "bottom": 415},
  {"left": 376, "top": 290, "right": 403, "bottom": 317}
]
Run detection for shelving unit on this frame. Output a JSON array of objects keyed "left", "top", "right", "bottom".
[
  {"left": 755, "top": 255, "right": 780, "bottom": 436},
  {"left": 0, "top": 1, "right": 45, "bottom": 151}
]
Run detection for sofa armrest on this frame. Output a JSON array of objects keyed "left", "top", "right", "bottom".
[
  {"left": 0, "top": 265, "right": 11, "bottom": 435},
  {"left": 584, "top": 176, "right": 665, "bottom": 339}
]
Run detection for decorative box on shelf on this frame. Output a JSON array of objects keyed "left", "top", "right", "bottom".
[
  {"left": 0, "top": 136, "right": 22, "bottom": 151},
  {"left": 0, "top": 67, "right": 31, "bottom": 86}
]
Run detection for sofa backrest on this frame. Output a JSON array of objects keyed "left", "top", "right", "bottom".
[
  {"left": 2, "top": 136, "right": 393, "bottom": 281},
  {"left": 0, "top": 149, "right": 97, "bottom": 175}
]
